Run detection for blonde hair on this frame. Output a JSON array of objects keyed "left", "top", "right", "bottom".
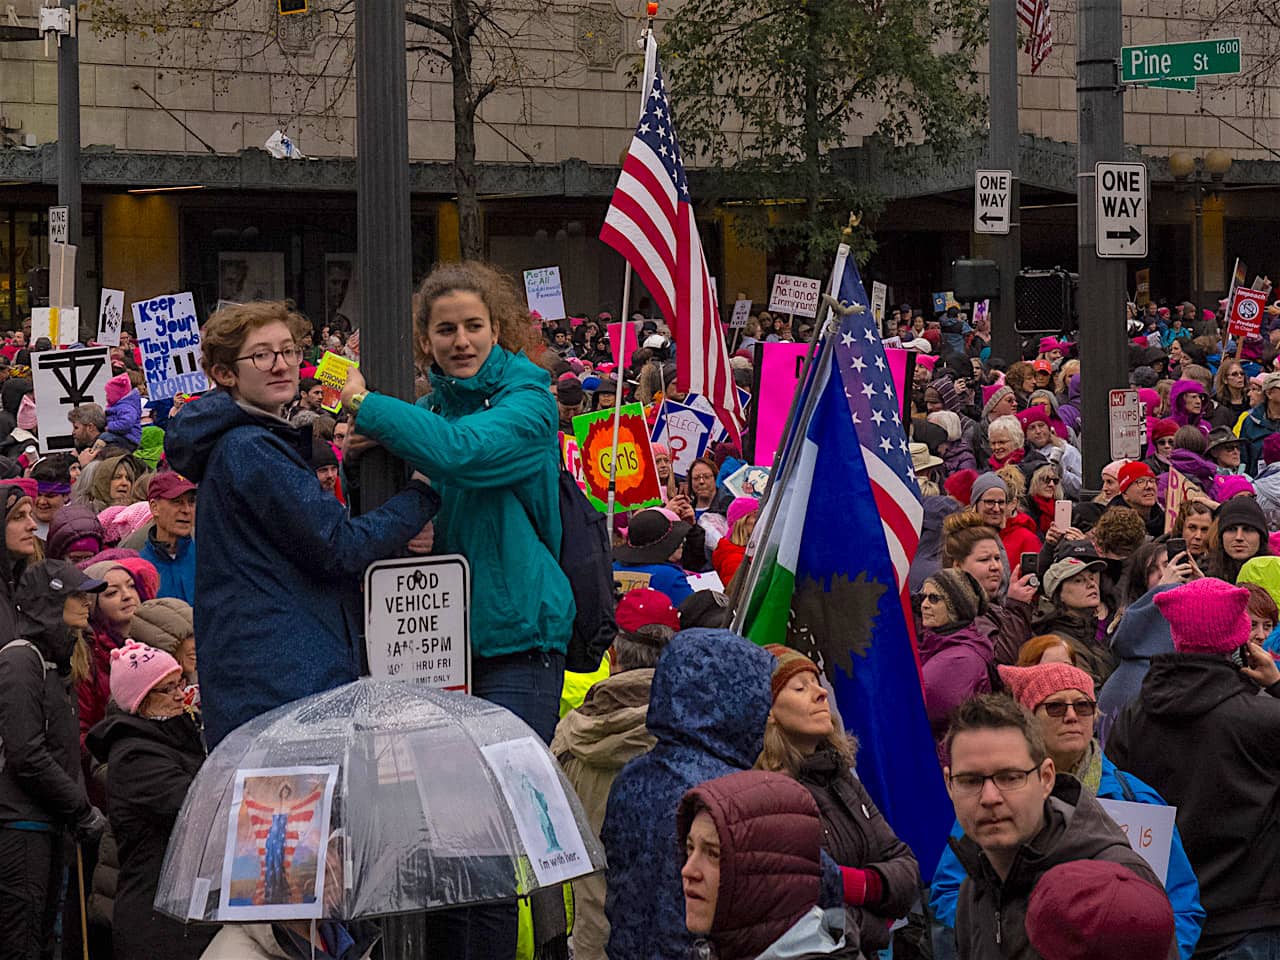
[
  {"left": 757, "top": 721, "right": 857, "bottom": 776},
  {"left": 1055, "top": 359, "right": 1080, "bottom": 397}
]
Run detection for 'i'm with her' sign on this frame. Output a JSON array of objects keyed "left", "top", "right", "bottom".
[{"left": 131, "top": 292, "right": 209, "bottom": 400}]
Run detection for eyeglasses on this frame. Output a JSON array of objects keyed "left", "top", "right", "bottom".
[
  {"left": 948, "top": 764, "right": 1042, "bottom": 797},
  {"left": 1039, "top": 476, "right": 1060, "bottom": 486},
  {"left": 1040, "top": 699, "right": 1096, "bottom": 718},
  {"left": 977, "top": 498, "right": 1007, "bottom": 509},
  {"left": 920, "top": 591, "right": 945, "bottom": 604},
  {"left": 1131, "top": 477, "right": 1158, "bottom": 488},
  {"left": 1156, "top": 438, "right": 1176, "bottom": 447},
  {"left": 150, "top": 681, "right": 185, "bottom": 699},
  {"left": 235, "top": 346, "right": 303, "bottom": 371}
]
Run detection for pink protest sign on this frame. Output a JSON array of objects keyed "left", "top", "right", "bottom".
[
  {"left": 753, "top": 343, "right": 810, "bottom": 467},
  {"left": 607, "top": 322, "right": 640, "bottom": 369},
  {"left": 885, "top": 347, "right": 937, "bottom": 407}
]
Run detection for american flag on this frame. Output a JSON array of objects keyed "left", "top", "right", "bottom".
[
  {"left": 599, "top": 36, "right": 743, "bottom": 440},
  {"left": 244, "top": 785, "right": 324, "bottom": 903},
  {"left": 830, "top": 259, "right": 922, "bottom": 587},
  {"left": 1017, "top": 0, "right": 1053, "bottom": 73}
]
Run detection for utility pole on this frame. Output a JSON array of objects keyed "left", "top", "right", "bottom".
[
  {"left": 355, "top": 3, "right": 414, "bottom": 511},
  {"left": 1075, "top": 0, "right": 1128, "bottom": 481},
  {"left": 987, "top": 0, "right": 1021, "bottom": 362},
  {"left": 57, "top": 0, "right": 86, "bottom": 335}
]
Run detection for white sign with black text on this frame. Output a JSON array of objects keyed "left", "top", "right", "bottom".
[
  {"left": 1096, "top": 161, "right": 1149, "bottom": 258},
  {"left": 131, "top": 292, "right": 209, "bottom": 400},
  {"left": 365, "top": 555, "right": 471, "bottom": 693},
  {"left": 974, "top": 169, "right": 1012, "bottom": 234},
  {"left": 31, "top": 346, "right": 112, "bottom": 453},
  {"left": 767, "top": 274, "right": 821, "bottom": 318},
  {"left": 48, "top": 205, "right": 68, "bottom": 245},
  {"left": 97, "top": 289, "right": 124, "bottom": 347},
  {"left": 729, "top": 299, "right": 752, "bottom": 329},
  {"left": 1109, "top": 388, "right": 1144, "bottom": 461}
]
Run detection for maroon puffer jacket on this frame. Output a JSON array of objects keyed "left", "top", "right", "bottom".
[
  {"left": 46, "top": 503, "right": 105, "bottom": 559},
  {"left": 677, "top": 770, "right": 823, "bottom": 960}
]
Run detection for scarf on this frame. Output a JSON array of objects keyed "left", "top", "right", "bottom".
[
  {"left": 988, "top": 447, "right": 1025, "bottom": 471},
  {"left": 1068, "top": 738, "right": 1103, "bottom": 795},
  {"left": 1031, "top": 494, "right": 1055, "bottom": 535}
]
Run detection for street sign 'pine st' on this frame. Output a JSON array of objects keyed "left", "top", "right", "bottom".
[{"left": 1121, "top": 37, "right": 1242, "bottom": 84}]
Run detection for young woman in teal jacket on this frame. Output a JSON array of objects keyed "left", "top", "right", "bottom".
[
  {"left": 342, "top": 262, "right": 575, "bottom": 741},
  {"left": 342, "top": 261, "right": 575, "bottom": 959}
]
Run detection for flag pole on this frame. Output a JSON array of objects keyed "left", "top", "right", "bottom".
[
  {"left": 605, "top": 7, "right": 660, "bottom": 530},
  {"left": 729, "top": 240, "right": 852, "bottom": 632}
]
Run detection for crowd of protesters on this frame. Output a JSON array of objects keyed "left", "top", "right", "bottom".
[{"left": 1, "top": 263, "right": 1280, "bottom": 960}]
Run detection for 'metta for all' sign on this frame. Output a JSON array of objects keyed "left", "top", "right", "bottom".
[{"left": 1228, "top": 286, "right": 1268, "bottom": 338}]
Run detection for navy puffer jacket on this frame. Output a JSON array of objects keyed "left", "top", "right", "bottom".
[{"left": 602, "top": 628, "right": 775, "bottom": 959}]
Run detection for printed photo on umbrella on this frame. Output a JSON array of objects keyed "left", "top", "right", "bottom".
[{"left": 218, "top": 764, "right": 339, "bottom": 921}]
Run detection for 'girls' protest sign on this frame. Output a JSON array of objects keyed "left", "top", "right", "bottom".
[{"left": 132, "top": 293, "right": 209, "bottom": 400}]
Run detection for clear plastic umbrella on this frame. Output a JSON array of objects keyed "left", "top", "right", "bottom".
[{"left": 156, "top": 679, "right": 606, "bottom": 923}]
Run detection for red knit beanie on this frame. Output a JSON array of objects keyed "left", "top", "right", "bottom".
[{"left": 1117, "top": 461, "right": 1155, "bottom": 494}]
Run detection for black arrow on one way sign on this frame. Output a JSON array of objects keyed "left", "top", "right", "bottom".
[
  {"left": 978, "top": 211, "right": 1003, "bottom": 225},
  {"left": 1105, "top": 225, "right": 1142, "bottom": 244}
]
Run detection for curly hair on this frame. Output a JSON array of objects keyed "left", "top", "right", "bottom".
[
  {"left": 413, "top": 261, "right": 534, "bottom": 362},
  {"left": 1092, "top": 506, "right": 1147, "bottom": 559}
]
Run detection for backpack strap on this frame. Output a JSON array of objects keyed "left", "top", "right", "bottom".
[{"left": 0, "top": 638, "right": 51, "bottom": 677}]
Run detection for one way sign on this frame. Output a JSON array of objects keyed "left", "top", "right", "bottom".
[
  {"left": 1096, "top": 161, "right": 1148, "bottom": 259},
  {"left": 974, "top": 169, "right": 1012, "bottom": 235}
]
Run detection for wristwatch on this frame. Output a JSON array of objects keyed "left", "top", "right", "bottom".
[{"left": 347, "top": 391, "right": 368, "bottom": 416}]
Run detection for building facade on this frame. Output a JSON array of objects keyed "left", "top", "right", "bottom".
[{"left": 0, "top": 0, "right": 1274, "bottom": 326}]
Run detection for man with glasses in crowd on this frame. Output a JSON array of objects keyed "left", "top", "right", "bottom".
[
  {"left": 1112, "top": 461, "right": 1165, "bottom": 537},
  {"left": 944, "top": 693, "right": 1167, "bottom": 960}
]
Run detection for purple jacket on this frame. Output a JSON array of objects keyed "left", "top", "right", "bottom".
[
  {"left": 1170, "top": 379, "right": 1210, "bottom": 436},
  {"left": 103, "top": 389, "right": 143, "bottom": 447}
]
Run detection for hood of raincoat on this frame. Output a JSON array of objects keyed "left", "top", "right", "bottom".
[
  {"left": 1137, "top": 653, "right": 1256, "bottom": 720},
  {"left": 14, "top": 563, "right": 79, "bottom": 667},
  {"left": 1170, "top": 379, "right": 1208, "bottom": 427},
  {"left": 165, "top": 389, "right": 307, "bottom": 483},
  {"left": 551, "top": 667, "right": 654, "bottom": 769},
  {"left": 646, "top": 628, "right": 775, "bottom": 767}
]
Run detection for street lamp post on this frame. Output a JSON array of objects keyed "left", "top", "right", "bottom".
[{"left": 1169, "top": 149, "right": 1233, "bottom": 311}]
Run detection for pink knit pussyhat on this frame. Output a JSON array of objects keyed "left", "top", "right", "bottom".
[
  {"left": 109, "top": 640, "right": 181, "bottom": 714},
  {"left": 997, "top": 663, "right": 1096, "bottom": 713},
  {"left": 1155, "top": 579, "right": 1251, "bottom": 655}
]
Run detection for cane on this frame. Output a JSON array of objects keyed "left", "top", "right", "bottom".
[{"left": 76, "top": 844, "right": 90, "bottom": 960}]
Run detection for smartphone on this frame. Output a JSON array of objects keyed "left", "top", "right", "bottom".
[
  {"left": 1054, "top": 499, "right": 1073, "bottom": 530},
  {"left": 1167, "top": 538, "right": 1187, "bottom": 558},
  {"left": 1020, "top": 553, "right": 1040, "bottom": 586},
  {"left": 1230, "top": 643, "right": 1251, "bottom": 670}
]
